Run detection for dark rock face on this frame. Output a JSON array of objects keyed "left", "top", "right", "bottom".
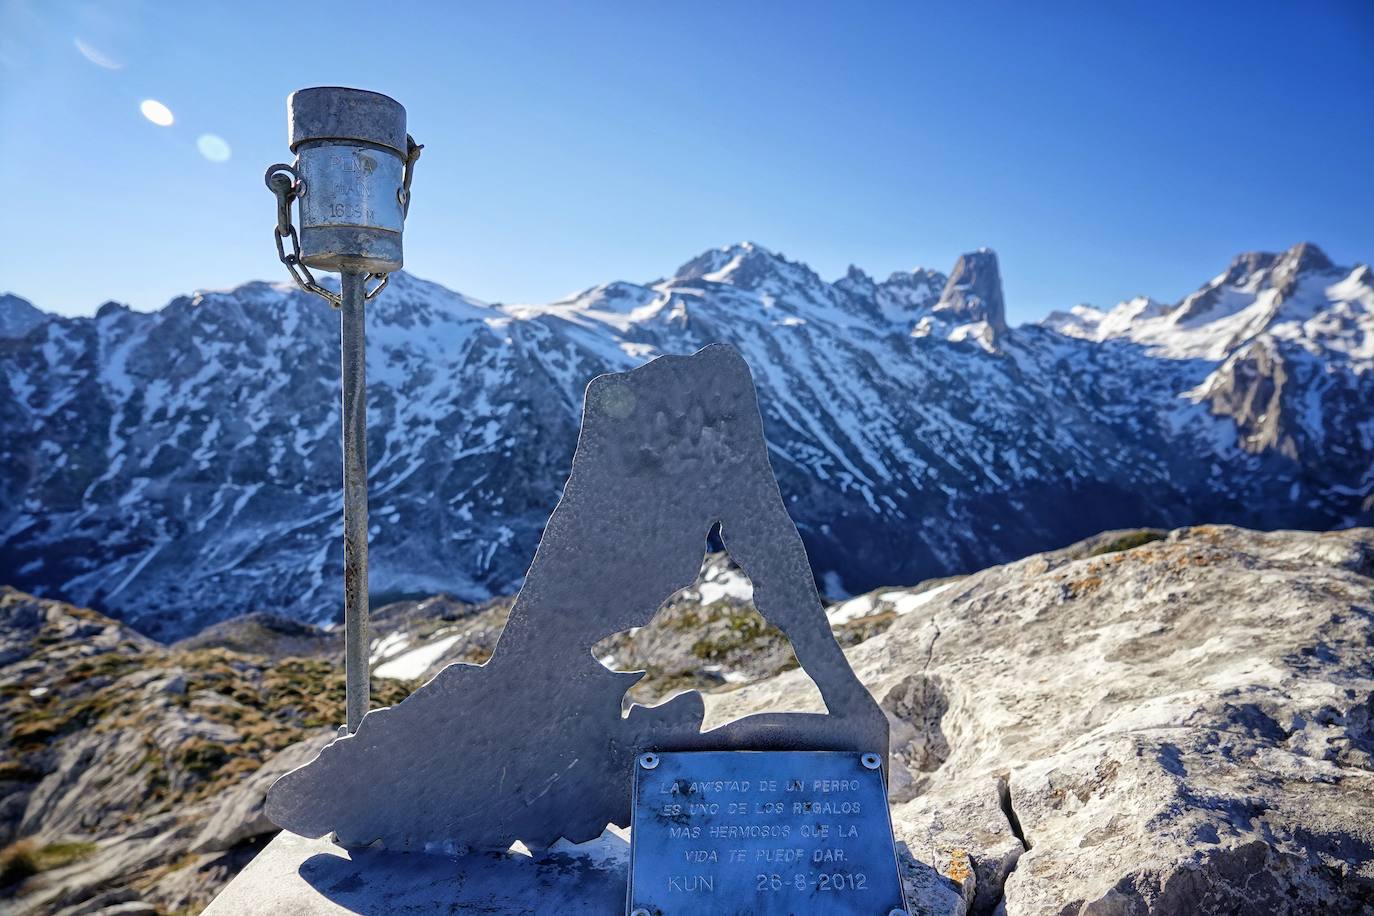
[
  {"left": 0, "top": 242, "right": 1371, "bottom": 638},
  {"left": 933, "top": 248, "right": 1007, "bottom": 333},
  {"left": 0, "top": 294, "right": 45, "bottom": 339},
  {"left": 1201, "top": 339, "right": 1297, "bottom": 458}
]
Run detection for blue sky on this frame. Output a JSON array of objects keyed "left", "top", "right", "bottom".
[{"left": 1, "top": 1, "right": 1371, "bottom": 322}]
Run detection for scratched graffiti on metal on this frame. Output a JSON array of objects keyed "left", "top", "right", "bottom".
[{"left": 265, "top": 343, "right": 889, "bottom": 852}]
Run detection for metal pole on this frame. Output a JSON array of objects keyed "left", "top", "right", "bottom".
[
  {"left": 340, "top": 269, "right": 370, "bottom": 733},
  {"left": 270, "top": 87, "right": 417, "bottom": 734}
]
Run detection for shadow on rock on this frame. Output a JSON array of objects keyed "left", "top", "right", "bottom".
[{"left": 298, "top": 836, "right": 628, "bottom": 915}]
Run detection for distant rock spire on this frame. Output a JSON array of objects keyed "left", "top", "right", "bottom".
[{"left": 933, "top": 248, "right": 1007, "bottom": 335}]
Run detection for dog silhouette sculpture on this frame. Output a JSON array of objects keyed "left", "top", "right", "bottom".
[{"left": 266, "top": 343, "right": 888, "bottom": 852}]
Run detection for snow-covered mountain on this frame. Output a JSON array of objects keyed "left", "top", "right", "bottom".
[
  {"left": 2, "top": 241, "right": 1370, "bottom": 638},
  {"left": 0, "top": 294, "right": 46, "bottom": 339}
]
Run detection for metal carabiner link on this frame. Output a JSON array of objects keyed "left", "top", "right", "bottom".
[
  {"left": 398, "top": 134, "right": 423, "bottom": 218},
  {"left": 364, "top": 273, "right": 389, "bottom": 300}
]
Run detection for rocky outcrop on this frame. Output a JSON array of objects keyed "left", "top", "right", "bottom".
[
  {"left": 1195, "top": 337, "right": 1299, "bottom": 457},
  {"left": 191, "top": 730, "right": 334, "bottom": 854},
  {"left": 705, "top": 525, "right": 1374, "bottom": 913},
  {"left": 6, "top": 525, "right": 1374, "bottom": 913},
  {"left": 932, "top": 248, "right": 1008, "bottom": 336},
  {"left": 0, "top": 589, "right": 414, "bottom": 914}
]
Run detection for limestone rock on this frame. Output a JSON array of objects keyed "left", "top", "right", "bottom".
[
  {"left": 192, "top": 731, "right": 335, "bottom": 853},
  {"left": 703, "top": 525, "right": 1374, "bottom": 913},
  {"left": 9, "top": 525, "right": 1374, "bottom": 914}
]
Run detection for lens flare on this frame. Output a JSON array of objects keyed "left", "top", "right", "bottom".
[
  {"left": 197, "top": 134, "right": 232, "bottom": 163},
  {"left": 139, "top": 99, "right": 174, "bottom": 127},
  {"left": 74, "top": 37, "right": 123, "bottom": 70}
]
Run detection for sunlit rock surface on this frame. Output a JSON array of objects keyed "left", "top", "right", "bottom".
[
  {"left": 708, "top": 525, "right": 1374, "bottom": 912},
  {"left": 4, "top": 525, "right": 1372, "bottom": 913}
]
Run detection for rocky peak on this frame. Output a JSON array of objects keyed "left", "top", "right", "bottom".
[
  {"left": 878, "top": 268, "right": 946, "bottom": 312},
  {"left": 1040, "top": 304, "right": 1105, "bottom": 339},
  {"left": 554, "top": 280, "right": 656, "bottom": 314},
  {"left": 0, "top": 293, "right": 46, "bottom": 339},
  {"left": 833, "top": 265, "right": 948, "bottom": 328},
  {"left": 1219, "top": 251, "right": 1279, "bottom": 287},
  {"left": 932, "top": 248, "right": 1007, "bottom": 335},
  {"left": 674, "top": 242, "right": 771, "bottom": 282},
  {"left": 834, "top": 265, "right": 876, "bottom": 298},
  {"left": 94, "top": 300, "right": 132, "bottom": 321},
  {"left": 671, "top": 242, "right": 823, "bottom": 294},
  {"left": 1275, "top": 241, "right": 1334, "bottom": 276},
  {"left": 1271, "top": 241, "right": 1337, "bottom": 299},
  {"left": 1176, "top": 242, "right": 1345, "bottom": 326},
  {"left": 865, "top": 269, "right": 941, "bottom": 333},
  {"left": 1214, "top": 243, "right": 1334, "bottom": 293}
]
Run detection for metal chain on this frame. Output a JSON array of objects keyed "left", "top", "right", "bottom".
[
  {"left": 265, "top": 163, "right": 342, "bottom": 308},
  {"left": 264, "top": 138, "right": 419, "bottom": 307}
]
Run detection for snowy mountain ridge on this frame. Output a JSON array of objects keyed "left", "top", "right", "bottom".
[
  {"left": 1, "top": 240, "right": 1370, "bottom": 638},
  {"left": 0, "top": 294, "right": 46, "bottom": 340}
]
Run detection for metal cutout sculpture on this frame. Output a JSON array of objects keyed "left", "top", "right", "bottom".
[{"left": 266, "top": 343, "right": 888, "bottom": 852}]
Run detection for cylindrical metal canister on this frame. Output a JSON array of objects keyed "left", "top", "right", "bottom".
[{"left": 287, "top": 87, "right": 407, "bottom": 273}]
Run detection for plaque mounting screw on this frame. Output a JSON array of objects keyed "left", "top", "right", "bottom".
[
  {"left": 630, "top": 909, "right": 652, "bottom": 916},
  {"left": 638, "top": 753, "right": 659, "bottom": 770},
  {"left": 862, "top": 752, "right": 882, "bottom": 770}
]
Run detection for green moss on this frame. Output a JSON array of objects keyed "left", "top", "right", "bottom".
[
  {"left": 690, "top": 608, "right": 781, "bottom": 660},
  {"left": 669, "top": 609, "right": 702, "bottom": 630},
  {"left": 1089, "top": 530, "right": 1166, "bottom": 556},
  {"left": 33, "top": 841, "right": 97, "bottom": 870}
]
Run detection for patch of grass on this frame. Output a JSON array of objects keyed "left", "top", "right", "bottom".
[
  {"left": 66, "top": 651, "right": 142, "bottom": 681},
  {"left": 33, "top": 841, "right": 97, "bottom": 870},
  {"left": 834, "top": 609, "right": 899, "bottom": 647},
  {"left": 0, "top": 839, "right": 37, "bottom": 887},
  {"left": 10, "top": 718, "right": 63, "bottom": 748},
  {"left": 690, "top": 607, "right": 780, "bottom": 660},
  {"left": 0, "top": 839, "right": 97, "bottom": 887},
  {"left": 0, "top": 760, "right": 41, "bottom": 782},
  {"left": 177, "top": 738, "right": 230, "bottom": 775},
  {"left": 1089, "top": 530, "right": 1166, "bottom": 557},
  {"left": 668, "top": 609, "right": 702, "bottom": 631}
]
